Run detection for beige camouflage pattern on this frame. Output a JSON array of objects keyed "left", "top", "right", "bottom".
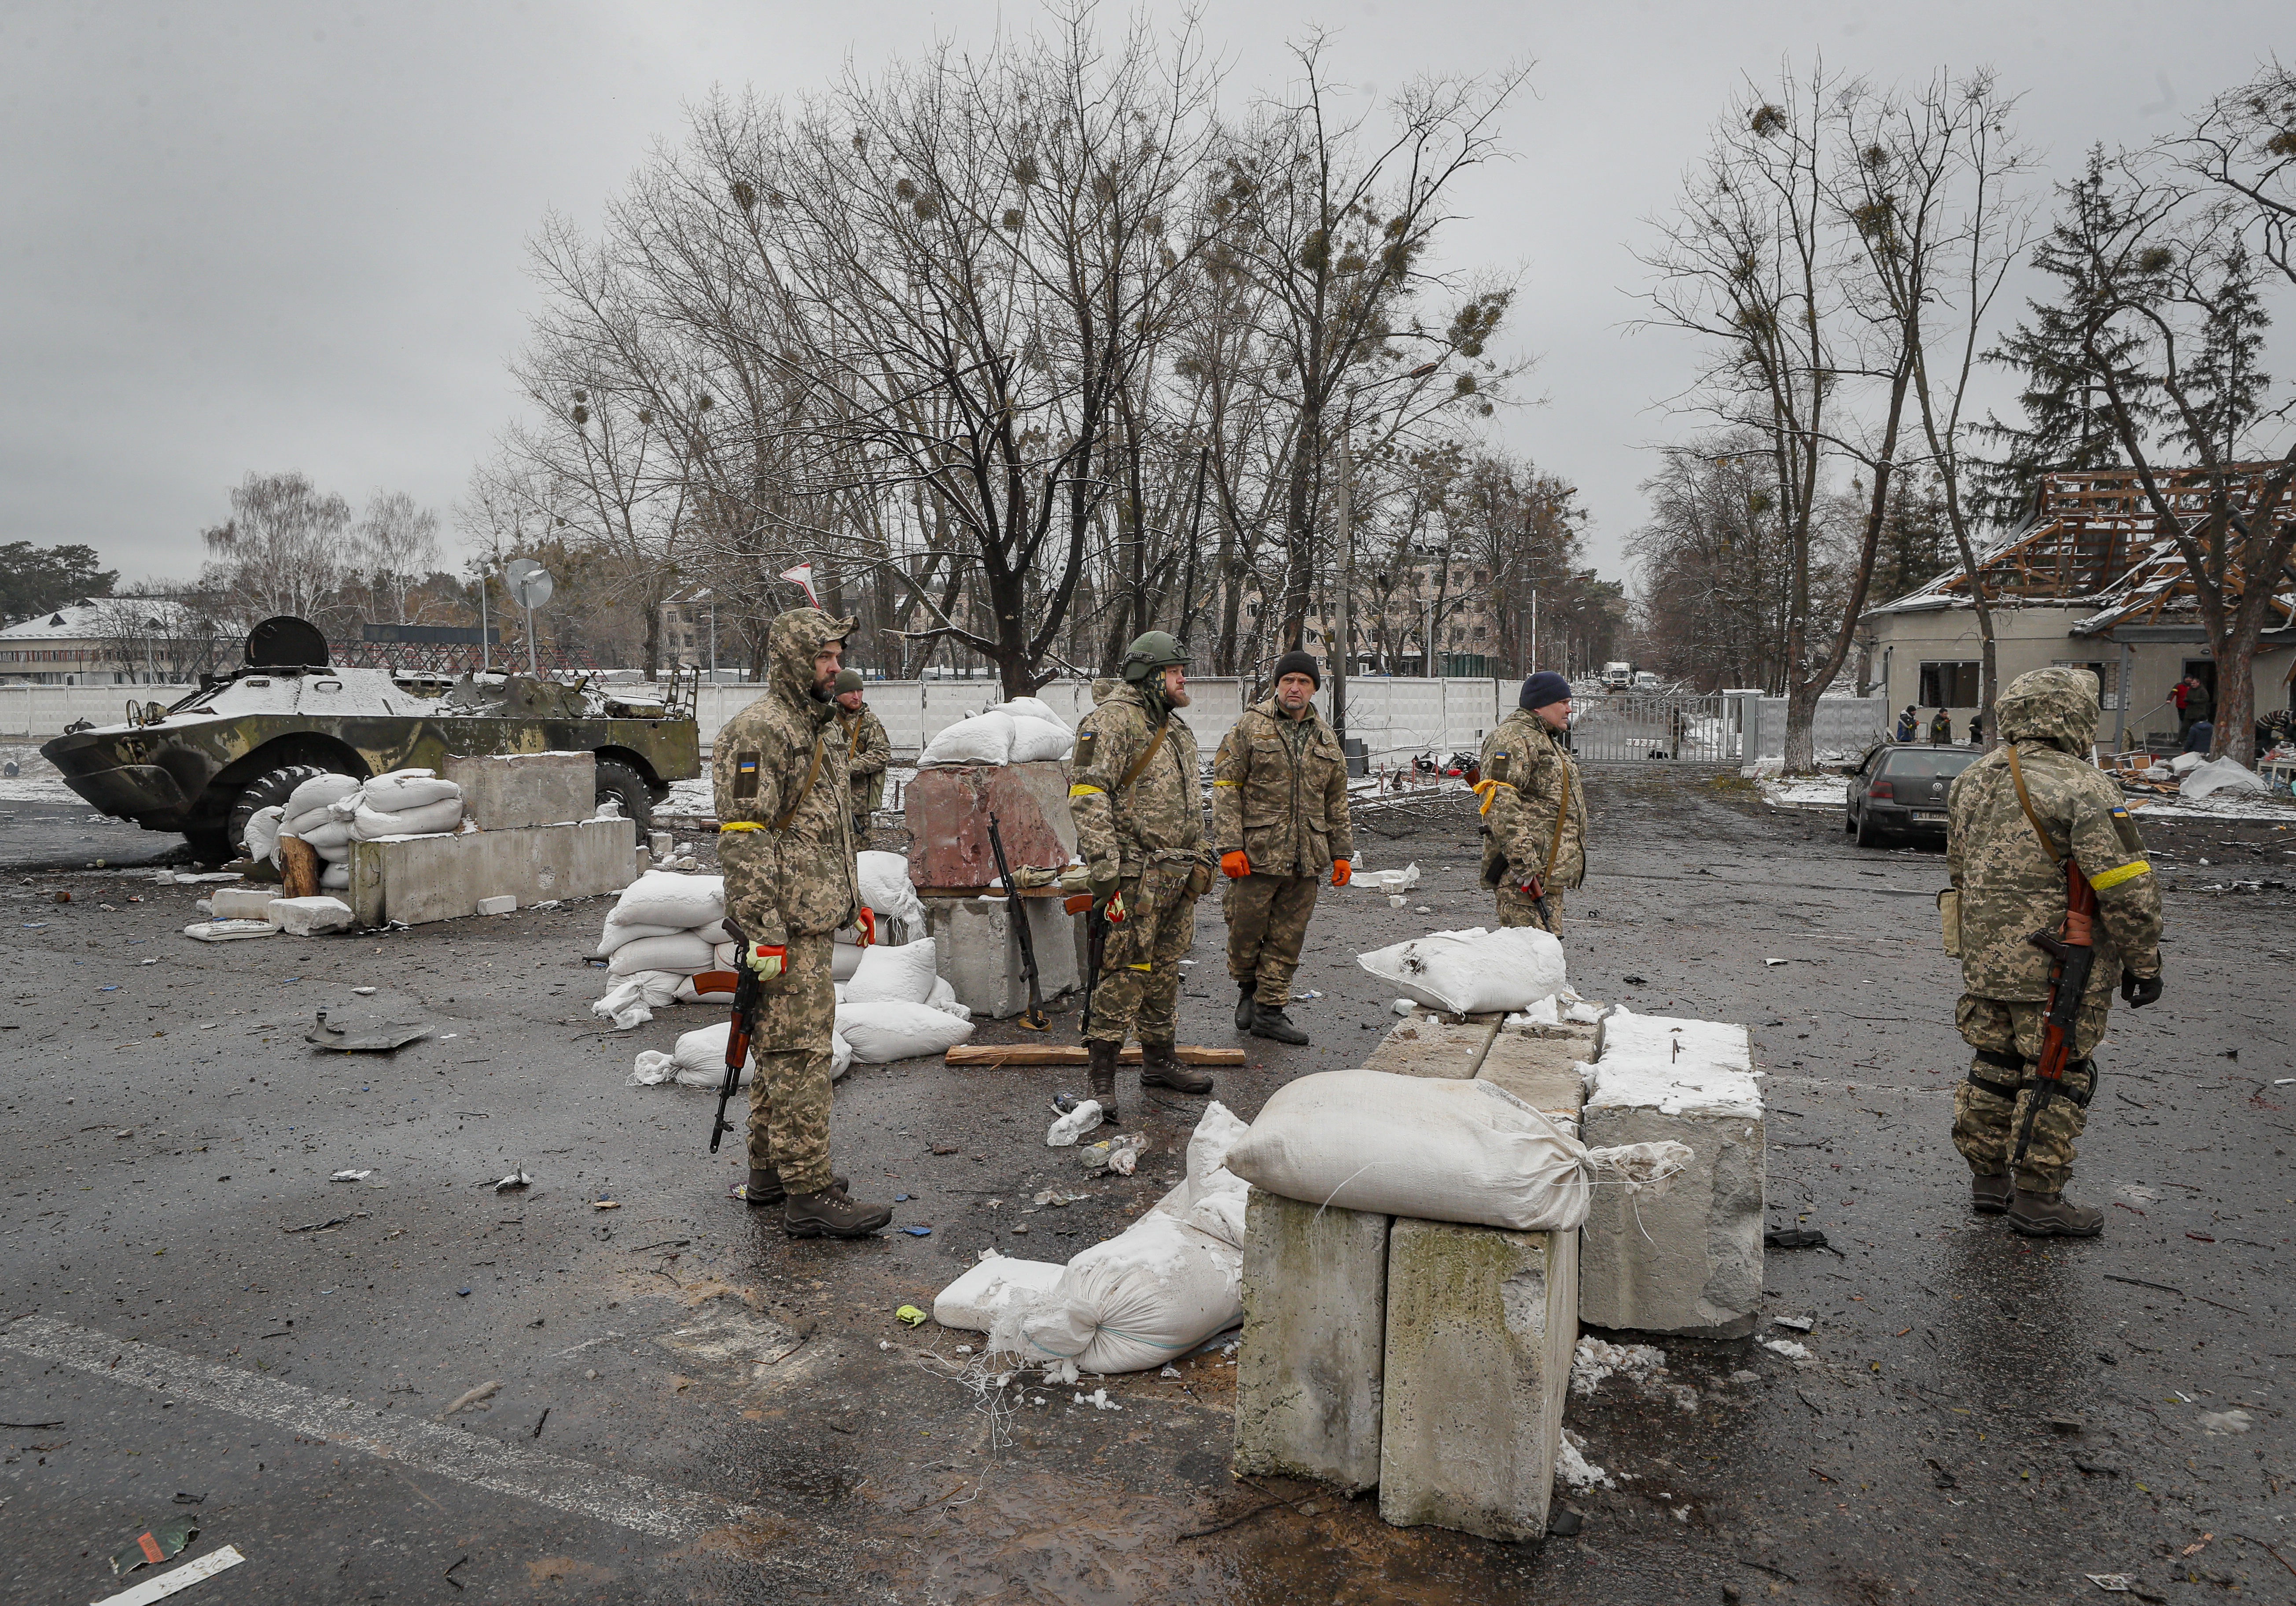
[
  {"left": 1494, "top": 882, "right": 1567, "bottom": 931},
  {"left": 1224, "top": 872, "right": 1320, "bottom": 1004},
  {"left": 744, "top": 931, "right": 839, "bottom": 1192},
  {"left": 1069, "top": 679, "right": 1207, "bottom": 879},
  {"left": 1950, "top": 991, "right": 2111, "bottom": 1194},
  {"left": 1478, "top": 708, "right": 1586, "bottom": 924},
  {"left": 712, "top": 608, "right": 861, "bottom": 947},
  {"left": 1211, "top": 697, "right": 1354, "bottom": 875},
  {"left": 1087, "top": 861, "right": 1196, "bottom": 1047},
  {"left": 1945, "top": 667, "right": 2162, "bottom": 1002},
  {"left": 839, "top": 704, "right": 892, "bottom": 814}
]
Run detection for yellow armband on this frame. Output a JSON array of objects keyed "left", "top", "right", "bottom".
[
  {"left": 1069, "top": 783, "right": 1104, "bottom": 798},
  {"left": 719, "top": 821, "right": 765, "bottom": 833},
  {"left": 1471, "top": 777, "right": 1514, "bottom": 816},
  {"left": 2088, "top": 858, "right": 2151, "bottom": 891}
]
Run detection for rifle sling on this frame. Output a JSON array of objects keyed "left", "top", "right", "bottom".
[
  {"left": 1116, "top": 718, "right": 1174, "bottom": 795},
  {"left": 2003, "top": 743, "right": 2063, "bottom": 865},
  {"left": 769, "top": 735, "right": 827, "bottom": 833}
]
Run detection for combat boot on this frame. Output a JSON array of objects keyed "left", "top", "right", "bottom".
[
  {"left": 1140, "top": 1040, "right": 1214, "bottom": 1096},
  {"left": 733, "top": 1168, "right": 848, "bottom": 1206},
  {"left": 784, "top": 1187, "right": 894, "bottom": 1239},
  {"left": 1088, "top": 1039, "right": 1121, "bottom": 1125},
  {"left": 2007, "top": 1189, "right": 2104, "bottom": 1238},
  {"left": 1969, "top": 1171, "right": 2013, "bottom": 1215},
  {"left": 1248, "top": 1002, "right": 1310, "bottom": 1046},
  {"left": 1235, "top": 983, "right": 1257, "bottom": 1032}
]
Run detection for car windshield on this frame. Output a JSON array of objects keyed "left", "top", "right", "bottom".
[{"left": 1884, "top": 750, "right": 1978, "bottom": 779}]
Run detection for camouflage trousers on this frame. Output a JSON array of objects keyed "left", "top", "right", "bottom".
[
  {"left": 1224, "top": 873, "right": 1321, "bottom": 1005},
  {"left": 1494, "top": 883, "right": 1566, "bottom": 933},
  {"left": 744, "top": 931, "right": 839, "bottom": 1193},
  {"left": 1086, "top": 862, "right": 1196, "bottom": 1048},
  {"left": 1951, "top": 990, "right": 2113, "bottom": 1195}
]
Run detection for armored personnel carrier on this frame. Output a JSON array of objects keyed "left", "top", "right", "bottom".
[{"left": 41, "top": 616, "right": 699, "bottom": 862}]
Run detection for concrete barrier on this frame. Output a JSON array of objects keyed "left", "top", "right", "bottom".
[
  {"left": 443, "top": 751, "right": 594, "bottom": 830},
  {"left": 1233, "top": 1189, "right": 1391, "bottom": 1493},
  {"left": 1362, "top": 1013, "right": 1498, "bottom": 1079},
  {"left": 346, "top": 818, "right": 637, "bottom": 928},
  {"left": 924, "top": 894, "right": 1082, "bottom": 1020}
]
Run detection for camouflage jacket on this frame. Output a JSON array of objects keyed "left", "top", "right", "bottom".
[
  {"left": 712, "top": 609, "right": 860, "bottom": 947},
  {"left": 1476, "top": 707, "right": 1587, "bottom": 891},
  {"left": 1946, "top": 667, "right": 2163, "bottom": 1002},
  {"left": 838, "top": 704, "right": 892, "bottom": 813},
  {"left": 1069, "top": 679, "right": 1205, "bottom": 879},
  {"left": 1211, "top": 697, "right": 1353, "bottom": 876}
]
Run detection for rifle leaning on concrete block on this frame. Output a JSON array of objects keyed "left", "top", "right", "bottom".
[{"left": 986, "top": 812, "right": 1049, "bottom": 1031}]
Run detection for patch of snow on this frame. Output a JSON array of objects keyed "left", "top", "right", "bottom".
[
  {"left": 1758, "top": 774, "right": 1849, "bottom": 811},
  {"left": 1556, "top": 1429, "right": 1615, "bottom": 1491},
  {"left": 1571, "top": 1336, "right": 1668, "bottom": 1397},
  {"left": 1762, "top": 1338, "right": 1811, "bottom": 1360}
]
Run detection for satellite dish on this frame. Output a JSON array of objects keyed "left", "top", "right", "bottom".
[
  {"left": 246, "top": 615, "right": 331, "bottom": 669},
  {"left": 506, "top": 565, "right": 554, "bottom": 610},
  {"left": 503, "top": 556, "right": 543, "bottom": 583}
]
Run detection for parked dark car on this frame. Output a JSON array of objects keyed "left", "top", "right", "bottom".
[{"left": 1846, "top": 744, "right": 1982, "bottom": 847}]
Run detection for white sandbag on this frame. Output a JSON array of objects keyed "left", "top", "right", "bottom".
[
  {"left": 834, "top": 999, "right": 974, "bottom": 1063},
  {"left": 2168, "top": 751, "right": 2206, "bottom": 774},
  {"left": 608, "top": 870, "right": 726, "bottom": 929},
  {"left": 670, "top": 1020, "right": 745, "bottom": 1086},
  {"left": 594, "top": 970, "right": 683, "bottom": 1030},
  {"left": 593, "top": 921, "right": 688, "bottom": 958},
  {"left": 1356, "top": 925, "right": 1567, "bottom": 1016},
  {"left": 2181, "top": 756, "right": 2267, "bottom": 799},
  {"left": 843, "top": 937, "right": 939, "bottom": 1006},
  {"left": 352, "top": 796, "right": 464, "bottom": 840},
  {"left": 1004, "top": 1212, "right": 1243, "bottom": 1374},
  {"left": 990, "top": 696, "right": 1067, "bottom": 729},
  {"left": 712, "top": 942, "right": 739, "bottom": 971},
  {"left": 856, "top": 850, "right": 926, "bottom": 928},
  {"left": 831, "top": 1028, "right": 853, "bottom": 1083},
  {"left": 1007, "top": 715, "right": 1074, "bottom": 763},
  {"left": 695, "top": 918, "right": 737, "bottom": 945},
  {"left": 291, "top": 818, "right": 353, "bottom": 853},
  {"left": 831, "top": 941, "right": 865, "bottom": 982},
  {"left": 628, "top": 1050, "right": 676, "bottom": 1086},
  {"left": 1222, "top": 1069, "right": 1597, "bottom": 1232},
  {"left": 319, "top": 862, "right": 350, "bottom": 889},
  {"left": 918, "top": 711, "right": 1015, "bottom": 768},
  {"left": 607, "top": 932, "right": 718, "bottom": 976},
  {"left": 925, "top": 974, "right": 971, "bottom": 1020},
  {"left": 359, "top": 770, "right": 461, "bottom": 812},
  {"left": 284, "top": 774, "right": 361, "bottom": 819},
  {"left": 243, "top": 805, "right": 285, "bottom": 865},
  {"left": 267, "top": 895, "right": 354, "bottom": 936},
  {"left": 934, "top": 1252, "right": 1067, "bottom": 1333}
]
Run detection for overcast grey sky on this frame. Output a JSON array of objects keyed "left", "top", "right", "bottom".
[{"left": 2, "top": 0, "right": 2282, "bottom": 593}]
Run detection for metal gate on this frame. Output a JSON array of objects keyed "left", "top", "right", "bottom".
[{"left": 1564, "top": 692, "right": 1737, "bottom": 763}]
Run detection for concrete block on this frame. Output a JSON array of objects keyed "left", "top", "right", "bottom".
[
  {"left": 1363, "top": 1014, "right": 1497, "bottom": 1079},
  {"left": 209, "top": 886, "right": 280, "bottom": 922},
  {"left": 1380, "top": 1217, "right": 1578, "bottom": 1541},
  {"left": 442, "top": 751, "right": 596, "bottom": 831},
  {"left": 267, "top": 895, "right": 355, "bottom": 936},
  {"left": 925, "top": 893, "right": 1082, "bottom": 1019},
  {"left": 904, "top": 761, "right": 1075, "bottom": 888},
  {"left": 1234, "top": 1188, "right": 1390, "bottom": 1493},
  {"left": 1577, "top": 1013, "right": 1764, "bottom": 1338},
  {"left": 476, "top": 895, "right": 517, "bottom": 916},
  {"left": 347, "top": 817, "right": 636, "bottom": 928},
  {"left": 1476, "top": 1026, "right": 1593, "bottom": 1128}
]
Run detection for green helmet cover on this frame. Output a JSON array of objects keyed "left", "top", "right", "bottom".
[{"left": 1120, "top": 630, "right": 1188, "bottom": 682}]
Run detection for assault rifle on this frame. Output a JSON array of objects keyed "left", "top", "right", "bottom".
[
  {"left": 2012, "top": 862, "right": 2098, "bottom": 1171},
  {"left": 709, "top": 917, "right": 765, "bottom": 1154},
  {"left": 987, "top": 812, "right": 1049, "bottom": 1031}
]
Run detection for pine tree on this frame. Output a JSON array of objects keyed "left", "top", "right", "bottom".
[{"left": 2182, "top": 239, "right": 2271, "bottom": 462}]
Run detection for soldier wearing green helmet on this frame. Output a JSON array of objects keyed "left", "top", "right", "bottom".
[{"left": 1066, "top": 630, "right": 1218, "bottom": 1119}]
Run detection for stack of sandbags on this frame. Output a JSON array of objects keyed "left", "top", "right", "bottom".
[
  {"left": 338, "top": 769, "right": 465, "bottom": 841},
  {"left": 242, "top": 805, "right": 287, "bottom": 866},
  {"left": 276, "top": 774, "right": 362, "bottom": 891},
  {"left": 916, "top": 696, "right": 1074, "bottom": 768},
  {"left": 835, "top": 935, "right": 974, "bottom": 1062},
  {"left": 591, "top": 871, "right": 733, "bottom": 1029},
  {"left": 1356, "top": 926, "right": 1568, "bottom": 1017},
  {"left": 628, "top": 1017, "right": 853, "bottom": 1090}
]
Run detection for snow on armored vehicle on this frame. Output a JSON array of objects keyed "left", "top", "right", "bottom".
[{"left": 41, "top": 616, "right": 699, "bottom": 862}]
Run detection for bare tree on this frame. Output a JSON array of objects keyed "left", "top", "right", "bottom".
[
  {"left": 350, "top": 490, "right": 444, "bottom": 624},
  {"left": 198, "top": 471, "right": 353, "bottom": 633}
]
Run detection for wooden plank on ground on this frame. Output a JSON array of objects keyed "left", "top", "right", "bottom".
[{"left": 946, "top": 1043, "right": 1245, "bottom": 1067}]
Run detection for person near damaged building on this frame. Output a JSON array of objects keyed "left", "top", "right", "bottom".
[
  {"left": 1896, "top": 705, "right": 1920, "bottom": 743},
  {"left": 1212, "top": 650, "right": 1353, "bottom": 1045},
  {"left": 1944, "top": 667, "right": 2163, "bottom": 1238},
  {"left": 832, "top": 668, "right": 892, "bottom": 840},
  {"left": 1473, "top": 670, "right": 1586, "bottom": 933},
  {"left": 712, "top": 608, "right": 892, "bottom": 1239},
  {"left": 1930, "top": 708, "right": 1954, "bottom": 745},
  {"left": 1068, "top": 631, "right": 1218, "bottom": 1119}
]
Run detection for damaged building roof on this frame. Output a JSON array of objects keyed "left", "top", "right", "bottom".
[{"left": 1864, "top": 465, "right": 2296, "bottom": 641}]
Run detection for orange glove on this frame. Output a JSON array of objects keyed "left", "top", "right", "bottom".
[
  {"left": 1220, "top": 850, "right": 1251, "bottom": 880},
  {"left": 1330, "top": 858, "right": 1351, "bottom": 888},
  {"left": 855, "top": 906, "right": 877, "bottom": 947}
]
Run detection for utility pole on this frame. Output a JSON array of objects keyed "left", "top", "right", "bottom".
[
  {"left": 1331, "top": 431, "right": 1352, "bottom": 742},
  {"left": 708, "top": 592, "right": 718, "bottom": 681},
  {"left": 477, "top": 572, "right": 491, "bottom": 674}
]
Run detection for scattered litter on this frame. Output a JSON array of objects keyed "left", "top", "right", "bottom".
[
  {"left": 329, "top": 1169, "right": 373, "bottom": 1182},
  {"left": 1075, "top": 1387, "right": 1122, "bottom": 1411},
  {"left": 182, "top": 919, "right": 277, "bottom": 943},
  {"left": 457, "top": 1287, "right": 471, "bottom": 1297},
  {"left": 2084, "top": 1578, "right": 2134, "bottom": 1594},
  {"left": 1764, "top": 957, "right": 1787, "bottom": 966},
  {"left": 2275, "top": 1078, "right": 2295, "bottom": 1087},
  {"left": 1295, "top": 989, "right": 1323, "bottom": 1001},
  {"left": 896, "top": 1305, "right": 928, "bottom": 1326},
  {"left": 1079, "top": 1133, "right": 1148, "bottom": 1175},
  {"left": 592, "top": 1199, "right": 620, "bottom": 1210},
  {"left": 1412, "top": 904, "right": 1433, "bottom": 914},
  {"left": 1571, "top": 1337, "right": 1668, "bottom": 1397},
  {"left": 1765, "top": 1227, "right": 1830, "bottom": 1250},
  {"left": 171, "top": 1492, "right": 205, "bottom": 1505},
  {"left": 1762, "top": 1339, "right": 1811, "bottom": 1360},
  {"left": 1160, "top": 1364, "right": 1182, "bottom": 1378},
  {"left": 1033, "top": 1188, "right": 1088, "bottom": 1207},
  {"left": 1045, "top": 1099, "right": 1104, "bottom": 1146},
  {"left": 493, "top": 1168, "right": 533, "bottom": 1192},
  {"left": 438, "top": 1380, "right": 503, "bottom": 1418},
  {"left": 94, "top": 1544, "right": 247, "bottom": 1605},
  {"left": 901, "top": 1225, "right": 933, "bottom": 1237},
  {"left": 306, "top": 1009, "right": 431, "bottom": 1052},
  {"left": 1771, "top": 1315, "right": 1814, "bottom": 1332},
  {"left": 108, "top": 1514, "right": 200, "bottom": 1577},
  {"left": 279, "top": 1213, "right": 363, "bottom": 1234},
  {"left": 2196, "top": 1408, "right": 2253, "bottom": 1435},
  {"left": 352, "top": 986, "right": 377, "bottom": 996},
  {"left": 1391, "top": 998, "right": 1415, "bottom": 1016}
]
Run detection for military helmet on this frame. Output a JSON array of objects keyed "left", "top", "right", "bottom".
[{"left": 1120, "top": 630, "right": 1189, "bottom": 682}]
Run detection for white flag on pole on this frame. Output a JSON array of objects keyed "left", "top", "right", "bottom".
[{"left": 778, "top": 564, "right": 820, "bottom": 608}]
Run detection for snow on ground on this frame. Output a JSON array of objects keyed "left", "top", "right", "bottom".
[
  {"left": 2123, "top": 791, "right": 2296, "bottom": 823},
  {"left": 0, "top": 777, "right": 77, "bottom": 803},
  {"left": 1758, "top": 774, "right": 1848, "bottom": 812}
]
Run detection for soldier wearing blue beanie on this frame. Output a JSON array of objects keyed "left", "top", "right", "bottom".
[{"left": 1473, "top": 670, "right": 1585, "bottom": 932}]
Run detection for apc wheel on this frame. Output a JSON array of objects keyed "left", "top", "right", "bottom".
[
  {"left": 226, "top": 762, "right": 335, "bottom": 855},
  {"left": 596, "top": 759, "right": 655, "bottom": 831},
  {"left": 182, "top": 825, "right": 236, "bottom": 866}
]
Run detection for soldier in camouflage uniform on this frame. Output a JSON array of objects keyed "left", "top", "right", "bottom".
[
  {"left": 1213, "top": 650, "right": 1353, "bottom": 1045},
  {"left": 713, "top": 608, "right": 892, "bottom": 1238},
  {"left": 1474, "top": 670, "right": 1587, "bottom": 931},
  {"left": 832, "top": 669, "right": 892, "bottom": 840},
  {"left": 1069, "top": 631, "right": 1218, "bottom": 1118},
  {"left": 1945, "top": 667, "right": 2164, "bottom": 1238}
]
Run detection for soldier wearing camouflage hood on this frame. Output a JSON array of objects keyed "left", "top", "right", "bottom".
[
  {"left": 1474, "top": 670, "right": 1587, "bottom": 931},
  {"left": 832, "top": 668, "right": 891, "bottom": 840},
  {"left": 1069, "top": 631, "right": 1218, "bottom": 1118},
  {"left": 712, "top": 608, "right": 892, "bottom": 1239},
  {"left": 1945, "top": 667, "right": 2164, "bottom": 1238}
]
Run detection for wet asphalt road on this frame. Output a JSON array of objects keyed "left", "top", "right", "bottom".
[{"left": 2, "top": 770, "right": 2290, "bottom": 1603}]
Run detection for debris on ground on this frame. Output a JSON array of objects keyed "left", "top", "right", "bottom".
[
  {"left": 1045, "top": 1099, "right": 1104, "bottom": 1146},
  {"left": 329, "top": 1169, "right": 373, "bottom": 1182},
  {"left": 1762, "top": 1338, "right": 1812, "bottom": 1360},
  {"left": 438, "top": 1380, "right": 503, "bottom": 1418},
  {"left": 1571, "top": 1337, "right": 1669, "bottom": 1397},
  {"left": 1556, "top": 1428, "right": 1617, "bottom": 1490},
  {"left": 108, "top": 1514, "right": 199, "bottom": 1577},
  {"left": 1078, "top": 1133, "right": 1147, "bottom": 1175},
  {"left": 1764, "top": 1227, "right": 1831, "bottom": 1249},
  {"left": 493, "top": 1168, "right": 533, "bottom": 1192},
  {"left": 306, "top": 1009, "right": 431, "bottom": 1051},
  {"left": 895, "top": 1305, "right": 927, "bottom": 1326}
]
